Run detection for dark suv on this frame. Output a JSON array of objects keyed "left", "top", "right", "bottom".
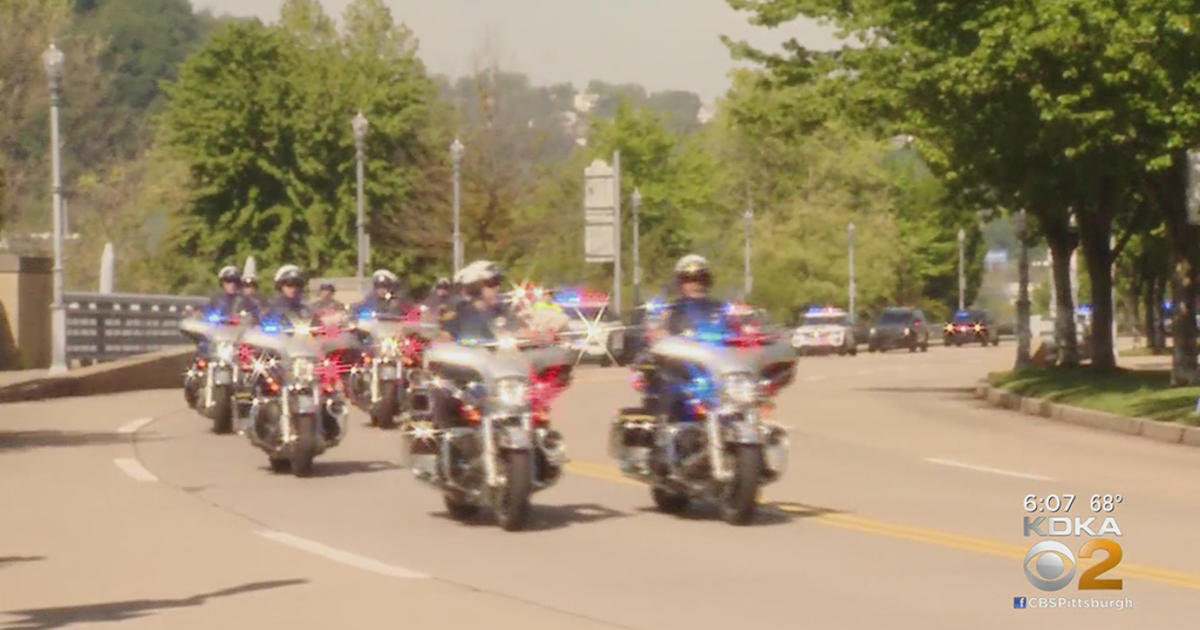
[
  {"left": 867, "top": 307, "right": 929, "bottom": 353},
  {"left": 943, "top": 309, "right": 1000, "bottom": 346}
]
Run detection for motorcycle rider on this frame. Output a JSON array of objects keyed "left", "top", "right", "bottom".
[
  {"left": 262, "top": 265, "right": 314, "bottom": 328},
  {"left": 208, "top": 266, "right": 250, "bottom": 319},
  {"left": 312, "top": 282, "right": 345, "bottom": 313},
  {"left": 240, "top": 272, "right": 263, "bottom": 321},
  {"left": 440, "top": 260, "right": 522, "bottom": 343},
  {"left": 640, "top": 254, "right": 730, "bottom": 416},
  {"left": 663, "top": 254, "right": 728, "bottom": 336},
  {"left": 354, "top": 269, "right": 412, "bottom": 318},
  {"left": 422, "top": 277, "right": 455, "bottom": 322}
]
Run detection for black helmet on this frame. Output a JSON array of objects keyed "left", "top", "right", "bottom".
[
  {"left": 218, "top": 265, "right": 240, "bottom": 283},
  {"left": 273, "top": 264, "right": 303, "bottom": 289},
  {"left": 319, "top": 282, "right": 335, "bottom": 293}
]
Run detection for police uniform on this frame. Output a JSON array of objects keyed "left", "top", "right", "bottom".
[
  {"left": 664, "top": 296, "right": 728, "bottom": 336},
  {"left": 263, "top": 295, "right": 314, "bottom": 328},
  {"left": 441, "top": 300, "right": 518, "bottom": 343},
  {"left": 207, "top": 292, "right": 251, "bottom": 319}
]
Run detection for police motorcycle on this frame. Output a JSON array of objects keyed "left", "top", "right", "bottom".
[
  {"left": 609, "top": 308, "right": 795, "bottom": 524},
  {"left": 402, "top": 331, "right": 572, "bottom": 531},
  {"left": 348, "top": 307, "right": 440, "bottom": 429},
  {"left": 180, "top": 309, "right": 253, "bottom": 434},
  {"left": 236, "top": 316, "right": 360, "bottom": 477}
]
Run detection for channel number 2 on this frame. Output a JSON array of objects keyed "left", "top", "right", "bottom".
[{"left": 1078, "top": 540, "right": 1123, "bottom": 590}]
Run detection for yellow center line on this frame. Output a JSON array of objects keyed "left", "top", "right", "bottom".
[{"left": 565, "top": 460, "right": 1200, "bottom": 592}]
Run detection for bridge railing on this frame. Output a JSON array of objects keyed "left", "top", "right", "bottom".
[{"left": 63, "top": 292, "right": 208, "bottom": 363}]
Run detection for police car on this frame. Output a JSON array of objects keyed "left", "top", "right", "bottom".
[
  {"left": 791, "top": 307, "right": 857, "bottom": 356},
  {"left": 554, "top": 288, "right": 626, "bottom": 366}
]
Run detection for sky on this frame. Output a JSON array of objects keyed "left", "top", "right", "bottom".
[{"left": 189, "top": 0, "right": 844, "bottom": 101}]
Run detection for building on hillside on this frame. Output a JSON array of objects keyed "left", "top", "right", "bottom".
[
  {"left": 984, "top": 248, "right": 1008, "bottom": 270},
  {"left": 573, "top": 91, "right": 598, "bottom": 113},
  {"left": 697, "top": 103, "right": 716, "bottom": 124}
]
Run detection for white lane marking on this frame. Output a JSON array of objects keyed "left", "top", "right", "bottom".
[
  {"left": 923, "top": 457, "right": 1054, "bottom": 481},
  {"left": 117, "top": 417, "right": 154, "bottom": 434},
  {"left": 257, "top": 530, "right": 429, "bottom": 579},
  {"left": 804, "top": 375, "right": 824, "bottom": 382},
  {"left": 113, "top": 457, "right": 159, "bottom": 482}
]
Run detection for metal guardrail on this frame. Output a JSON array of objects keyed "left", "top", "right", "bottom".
[{"left": 63, "top": 292, "right": 207, "bottom": 362}]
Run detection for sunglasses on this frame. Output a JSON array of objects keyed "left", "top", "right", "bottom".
[
  {"left": 679, "top": 273, "right": 709, "bottom": 284},
  {"left": 483, "top": 278, "right": 503, "bottom": 288}
]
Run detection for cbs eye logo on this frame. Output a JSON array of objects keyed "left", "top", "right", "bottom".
[{"left": 1024, "top": 540, "right": 1124, "bottom": 591}]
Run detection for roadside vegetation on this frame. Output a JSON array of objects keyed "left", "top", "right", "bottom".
[{"left": 991, "top": 369, "right": 1199, "bottom": 424}]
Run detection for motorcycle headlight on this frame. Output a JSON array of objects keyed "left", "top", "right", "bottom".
[
  {"left": 215, "top": 342, "right": 235, "bottom": 363},
  {"left": 292, "top": 358, "right": 315, "bottom": 383},
  {"left": 903, "top": 328, "right": 911, "bottom": 336},
  {"left": 495, "top": 378, "right": 528, "bottom": 408},
  {"left": 723, "top": 373, "right": 759, "bottom": 405},
  {"left": 293, "top": 323, "right": 312, "bottom": 336},
  {"left": 869, "top": 327, "right": 877, "bottom": 336},
  {"left": 496, "top": 336, "right": 518, "bottom": 351},
  {"left": 380, "top": 337, "right": 400, "bottom": 357}
]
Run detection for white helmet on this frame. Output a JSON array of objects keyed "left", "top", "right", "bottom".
[
  {"left": 273, "top": 264, "right": 303, "bottom": 288},
  {"left": 674, "top": 254, "right": 710, "bottom": 276},
  {"left": 459, "top": 260, "right": 502, "bottom": 287},
  {"left": 371, "top": 268, "right": 399, "bottom": 287}
]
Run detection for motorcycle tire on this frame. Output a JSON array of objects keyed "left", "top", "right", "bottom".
[
  {"left": 651, "top": 486, "right": 689, "bottom": 514},
  {"left": 290, "top": 414, "right": 318, "bottom": 477},
  {"left": 443, "top": 491, "right": 480, "bottom": 520},
  {"left": 371, "top": 387, "right": 399, "bottom": 429},
  {"left": 920, "top": 341, "right": 928, "bottom": 352},
  {"left": 909, "top": 343, "right": 917, "bottom": 353},
  {"left": 493, "top": 450, "right": 533, "bottom": 531},
  {"left": 184, "top": 381, "right": 200, "bottom": 409},
  {"left": 720, "top": 444, "right": 763, "bottom": 525},
  {"left": 210, "top": 386, "right": 233, "bottom": 434},
  {"left": 849, "top": 345, "right": 857, "bottom": 356}
]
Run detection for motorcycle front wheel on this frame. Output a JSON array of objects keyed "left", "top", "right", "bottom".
[
  {"left": 720, "top": 444, "right": 762, "bottom": 525},
  {"left": 371, "top": 386, "right": 399, "bottom": 429},
  {"left": 290, "top": 414, "right": 318, "bottom": 477},
  {"left": 184, "top": 380, "right": 200, "bottom": 408},
  {"left": 493, "top": 450, "right": 533, "bottom": 531},
  {"left": 210, "top": 386, "right": 233, "bottom": 434}
]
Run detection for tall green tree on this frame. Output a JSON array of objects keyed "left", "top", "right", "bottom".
[{"left": 162, "top": 0, "right": 443, "bottom": 290}]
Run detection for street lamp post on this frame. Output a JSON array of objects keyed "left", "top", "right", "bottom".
[
  {"left": 743, "top": 200, "right": 753, "bottom": 299},
  {"left": 631, "top": 188, "right": 641, "bottom": 307},
  {"left": 44, "top": 42, "right": 67, "bottom": 374},
  {"left": 351, "top": 111, "right": 368, "bottom": 283},
  {"left": 957, "top": 228, "right": 966, "bottom": 311},
  {"left": 848, "top": 222, "right": 856, "bottom": 326},
  {"left": 450, "top": 137, "right": 464, "bottom": 274},
  {"left": 1015, "top": 209, "right": 1032, "bottom": 370}
]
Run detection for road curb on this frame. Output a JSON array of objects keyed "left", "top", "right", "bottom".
[
  {"left": 0, "top": 347, "right": 191, "bottom": 403},
  {"left": 974, "top": 380, "right": 1198, "bottom": 447}
]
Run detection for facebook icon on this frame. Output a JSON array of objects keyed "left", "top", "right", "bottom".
[{"left": 1013, "top": 597, "right": 1028, "bottom": 609}]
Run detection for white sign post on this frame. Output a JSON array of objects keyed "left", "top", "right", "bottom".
[
  {"left": 584, "top": 154, "right": 622, "bottom": 314},
  {"left": 1187, "top": 149, "right": 1200, "bottom": 225},
  {"left": 584, "top": 159, "right": 616, "bottom": 262}
]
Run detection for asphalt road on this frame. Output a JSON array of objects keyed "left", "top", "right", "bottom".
[{"left": 3, "top": 342, "right": 1197, "bottom": 629}]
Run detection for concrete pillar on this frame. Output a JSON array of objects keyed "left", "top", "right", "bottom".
[{"left": 0, "top": 254, "right": 53, "bottom": 369}]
